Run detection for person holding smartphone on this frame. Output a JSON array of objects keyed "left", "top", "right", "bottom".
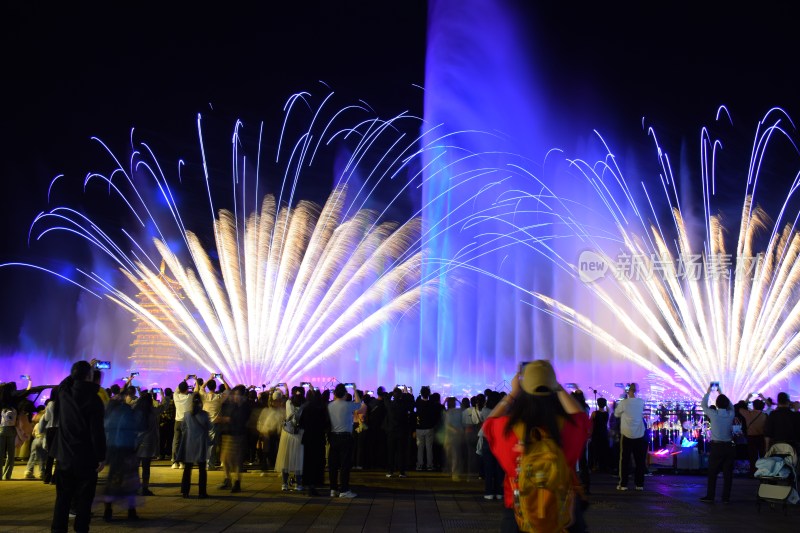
[
  {"left": 327, "top": 383, "right": 365, "bottom": 498},
  {"left": 700, "top": 383, "right": 735, "bottom": 503},
  {"left": 614, "top": 382, "right": 647, "bottom": 491},
  {"left": 171, "top": 376, "right": 197, "bottom": 469}
]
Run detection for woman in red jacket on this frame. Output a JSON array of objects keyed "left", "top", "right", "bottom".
[{"left": 483, "top": 360, "right": 591, "bottom": 533}]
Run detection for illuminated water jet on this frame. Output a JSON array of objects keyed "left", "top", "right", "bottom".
[{"left": 466, "top": 107, "right": 800, "bottom": 401}]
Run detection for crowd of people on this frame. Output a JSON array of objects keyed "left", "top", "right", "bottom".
[{"left": 3, "top": 362, "right": 800, "bottom": 533}]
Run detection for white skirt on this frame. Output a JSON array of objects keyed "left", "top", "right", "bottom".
[{"left": 274, "top": 428, "right": 304, "bottom": 473}]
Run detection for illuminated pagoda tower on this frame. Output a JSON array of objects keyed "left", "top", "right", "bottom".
[{"left": 129, "top": 261, "right": 186, "bottom": 379}]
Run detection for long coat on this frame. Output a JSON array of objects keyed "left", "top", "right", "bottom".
[
  {"left": 178, "top": 410, "right": 210, "bottom": 464},
  {"left": 136, "top": 410, "right": 160, "bottom": 459}
]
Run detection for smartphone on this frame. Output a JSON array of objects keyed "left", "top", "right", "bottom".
[
  {"left": 20, "top": 374, "right": 30, "bottom": 380},
  {"left": 213, "top": 373, "right": 222, "bottom": 379},
  {"left": 710, "top": 381, "right": 720, "bottom": 391},
  {"left": 614, "top": 382, "right": 625, "bottom": 389},
  {"left": 130, "top": 371, "right": 140, "bottom": 377},
  {"left": 565, "top": 383, "right": 578, "bottom": 389},
  {"left": 366, "top": 390, "right": 374, "bottom": 397},
  {"left": 344, "top": 383, "right": 355, "bottom": 388},
  {"left": 276, "top": 382, "right": 286, "bottom": 387},
  {"left": 187, "top": 385, "right": 194, "bottom": 392},
  {"left": 152, "top": 387, "right": 163, "bottom": 394},
  {"left": 300, "top": 382, "right": 312, "bottom": 388},
  {"left": 187, "top": 374, "right": 197, "bottom": 380},
  {"left": 624, "top": 383, "right": 631, "bottom": 392},
  {"left": 519, "top": 361, "right": 530, "bottom": 374},
  {"left": 95, "top": 361, "right": 111, "bottom": 370}
]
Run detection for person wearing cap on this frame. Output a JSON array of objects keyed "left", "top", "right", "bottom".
[
  {"left": 482, "top": 360, "right": 591, "bottom": 532},
  {"left": 613, "top": 382, "right": 647, "bottom": 491}
]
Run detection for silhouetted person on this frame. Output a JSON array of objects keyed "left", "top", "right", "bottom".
[
  {"left": 764, "top": 392, "right": 800, "bottom": 450},
  {"left": 51, "top": 361, "right": 106, "bottom": 533}
]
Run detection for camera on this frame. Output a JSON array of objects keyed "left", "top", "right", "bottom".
[{"left": 94, "top": 361, "right": 111, "bottom": 370}]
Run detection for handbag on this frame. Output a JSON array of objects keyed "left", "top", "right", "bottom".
[{"left": 283, "top": 413, "right": 298, "bottom": 434}]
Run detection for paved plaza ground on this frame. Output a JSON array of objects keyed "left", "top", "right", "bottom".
[{"left": 1, "top": 461, "right": 798, "bottom": 532}]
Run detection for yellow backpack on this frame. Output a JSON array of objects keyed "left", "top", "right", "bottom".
[{"left": 510, "top": 423, "right": 575, "bottom": 533}]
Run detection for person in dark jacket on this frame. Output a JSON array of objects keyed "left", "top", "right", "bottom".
[
  {"left": 384, "top": 387, "right": 413, "bottom": 477},
  {"left": 50, "top": 360, "right": 106, "bottom": 533},
  {"left": 415, "top": 386, "right": 438, "bottom": 471},
  {"left": 299, "top": 389, "right": 329, "bottom": 496},
  {"left": 135, "top": 391, "right": 159, "bottom": 496},
  {"left": 103, "top": 379, "right": 144, "bottom": 522}
]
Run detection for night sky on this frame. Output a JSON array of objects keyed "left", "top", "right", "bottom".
[{"left": 2, "top": 2, "right": 798, "bottom": 364}]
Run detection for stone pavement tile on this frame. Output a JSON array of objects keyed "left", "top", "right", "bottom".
[{"left": 3, "top": 460, "right": 800, "bottom": 532}]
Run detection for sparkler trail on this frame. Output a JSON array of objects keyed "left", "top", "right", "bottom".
[
  {"left": 465, "top": 107, "right": 800, "bottom": 401},
  {"left": 3, "top": 91, "right": 546, "bottom": 386}
]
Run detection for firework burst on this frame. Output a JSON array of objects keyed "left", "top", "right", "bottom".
[
  {"left": 467, "top": 107, "right": 800, "bottom": 400},
  {"left": 4, "top": 91, "right": 532, "bottom": 386}
]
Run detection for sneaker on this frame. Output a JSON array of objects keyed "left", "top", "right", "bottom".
[
  {"left": 339, "top": 490, "right": 357, "bottom": 498},
  {"left": 330, "top": 490, "right": 339, "bottom": 497},
  {"left": 218, "top": 478, "right": 232, "bottom": 490},
  {"left": 616, "top": 485, "right": 628, "bottom": 491},
  {"left": 231, "top": 481, "right": 241, "bottom": 493},
  {"left": 416, "top": 466, "right": 425, "bottom": 471},
  {"left": 281, "top": 483, "right": 289, "bottom": 492},
  {"left": 398, "top": 474, "right": 408, "bottom": 478},
  {"left": 634, "top": 486, "right": 644, "bottom": 491},
  {"left": 295, "top": 485, "right": 304, "bottom": 491},
  {"left": 699, "top": 496, "right": 714, "bottom": 503},
  {"left": 426, "top": 466, "right": 435, "bottom": 471},
  {"left": 483, "top": 495, "right": 495, "bottom": 500},
  {"left": 171, "top": 462, "right": 179, "bottom": 469},
  {"left": 385, "top": 473, "right": 393, "bottom": 478},
  {"left": 24, "top": 471, "right": 35, "bottom": 479}
]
